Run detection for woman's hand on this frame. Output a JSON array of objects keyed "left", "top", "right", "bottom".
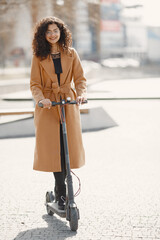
[
  {"left": 39, "top": 99, "right": 52, "bottom": 109},
  {"left": 76, "top": 96, "right": 87, "bottom": 105}
]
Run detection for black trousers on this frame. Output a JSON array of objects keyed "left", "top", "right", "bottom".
[{"left": 53, "top": 124, "right": 66, "bottom": 187}]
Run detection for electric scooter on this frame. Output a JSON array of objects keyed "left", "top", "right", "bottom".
[{"left": 38, "top": 97, "right": 87, "bottom": 231}]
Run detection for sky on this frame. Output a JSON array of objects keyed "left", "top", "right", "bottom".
[
  {"left": 142, "top": 0, "right": 160, "bottom": 26},
  {"left": 121, "top": 0, "right": 160, "bottom": 26}
]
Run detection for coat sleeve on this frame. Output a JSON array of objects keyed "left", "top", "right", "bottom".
[
  {"left": 72, "top": 48, "right": 87, "bottom": 97},
  {"left": 30, "top": 55, "right": 45, "bottom": 104}
]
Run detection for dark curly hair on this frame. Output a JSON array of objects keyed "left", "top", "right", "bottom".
[{"left": 32, "top": 16, "right": 72, "bottom": 59}]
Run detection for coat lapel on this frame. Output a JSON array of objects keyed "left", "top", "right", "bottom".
[
  {"left": 40, "top": 55, "right": 55, "bottom": 81},
  {"left": 60, "top": 49, "right": 73, "bottom": 84},
  {"left": 40, "top": 49, "right": 73, "bottom": 84}
]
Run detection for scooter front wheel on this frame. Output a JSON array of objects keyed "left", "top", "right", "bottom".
[
  {"left": 46, "top": 191, "right": 54, "bottom": 203},
  {"left": 69, "top": 207, "right": 79, "bottom": 231}
]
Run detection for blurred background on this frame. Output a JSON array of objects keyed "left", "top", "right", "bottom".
[
  {"left": 0, "top": 0, "right": 160, "bottom": 70},
  {"left": 0, "top": 0, "right": 160, "bottom": 134}
]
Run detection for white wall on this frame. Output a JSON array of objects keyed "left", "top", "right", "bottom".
[{"left": 147, "top": 27, "right": 160, "bottom": 62}]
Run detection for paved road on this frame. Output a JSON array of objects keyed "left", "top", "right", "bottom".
[{"left": 0, "top": 97, "right": 160, "bottom": 239}]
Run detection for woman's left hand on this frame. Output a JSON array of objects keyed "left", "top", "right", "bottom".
[{"left": 76, "top": 96, "right": 87, "bottom": 105}]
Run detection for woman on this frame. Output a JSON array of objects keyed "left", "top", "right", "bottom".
[{"left": 30, "top": 16, "right": 87, "bottom": 210}]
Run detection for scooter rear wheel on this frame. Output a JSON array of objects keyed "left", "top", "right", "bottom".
[
  {"left": 46, "top": 191, "right": 54, "bottom": 216},
  {"left": 46, "top": 205, "right": 54, "bottom": 216},
  {"left": 69, "top": 208, "right": 78, "bottom": 231}
]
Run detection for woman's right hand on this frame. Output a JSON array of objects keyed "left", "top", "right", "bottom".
[{"left": 39, "top": 99, "right": 52, "bottom": 109}]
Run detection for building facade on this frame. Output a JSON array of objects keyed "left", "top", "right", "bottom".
[{"left": 0, "top": 0, "right": 160, "bottom": 68}]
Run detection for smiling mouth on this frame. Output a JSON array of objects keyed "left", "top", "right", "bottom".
[{"left": 50, "top": 38, "right": 57, "bottom": 40}]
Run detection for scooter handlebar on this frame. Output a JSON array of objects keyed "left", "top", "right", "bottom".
[
  {"left": 38, "top": 102, "right": 43, "bottom": 108},
  {"left": 38, "top": 99, "right": 88, "bottom": 108}
]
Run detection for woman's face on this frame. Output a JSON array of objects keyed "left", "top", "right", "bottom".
[{"left": 45, "top": 23, "right": 60, "bottom": 45}]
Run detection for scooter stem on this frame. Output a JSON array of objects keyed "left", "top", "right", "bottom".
[{"left": 60, "top": 105, "right": 75, "bottom": 206}]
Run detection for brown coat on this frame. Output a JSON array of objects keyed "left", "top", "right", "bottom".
[{"left": 30, "top": 47, "right": 87, "bottom": 172}]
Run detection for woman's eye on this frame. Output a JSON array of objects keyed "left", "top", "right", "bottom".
[{"left": 46, "top": 29, "right": 59, "bottom": 35}]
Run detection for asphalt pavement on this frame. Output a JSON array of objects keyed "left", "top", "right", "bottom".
[{"left": 0, "top": 75, "right": 160, "bottom": 239}]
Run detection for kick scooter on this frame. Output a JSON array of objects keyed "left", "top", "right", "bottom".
[{"left": 38, "top": 97, "right": 87, "bottom": 231}]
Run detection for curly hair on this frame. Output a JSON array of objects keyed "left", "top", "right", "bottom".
[{"left": 32, "top": 16, "right": 72, "bottom": 59}]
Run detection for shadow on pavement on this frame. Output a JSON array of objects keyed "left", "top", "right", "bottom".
[
  {"left": 13, "top": 214, "right": 77, "bottom": 240},
  {"left": 82, "top": 107, "right": 117, "bottom": 132}
]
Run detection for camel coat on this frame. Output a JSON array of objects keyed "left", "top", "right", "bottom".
[{"left": 30, "top": 47, "right": 87, "bottom": 172}]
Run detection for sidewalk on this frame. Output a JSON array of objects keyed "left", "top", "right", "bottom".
[
  {"left": 1, "top": 77, "right": 160, "bottom": 101},
  {"left": 1, "top": 77, "right": 160, "bottom": 139},
  {"left": 0, "top": 67, "right": 160, "bottom": 239},
  {"left": 0, "top": 97, "right": 160, "bottom": 239},
  {"left": 1, "top": 62, "right": 160, "bottom": 95}
]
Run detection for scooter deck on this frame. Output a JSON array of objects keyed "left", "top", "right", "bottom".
[{"left": 46, "top": 202, "right": 66, "bottom": 218}]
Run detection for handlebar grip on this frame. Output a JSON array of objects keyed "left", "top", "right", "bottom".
[
  {"left": 51, "top": 101, "right": 57, "bottom": 106},
  {"left": 38, "top": 102, "right": 43, "bottom": 108}
]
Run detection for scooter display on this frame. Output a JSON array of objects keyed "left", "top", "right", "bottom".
[{"left": 38, "top": 97, "right": 87, "bottom": 231}]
